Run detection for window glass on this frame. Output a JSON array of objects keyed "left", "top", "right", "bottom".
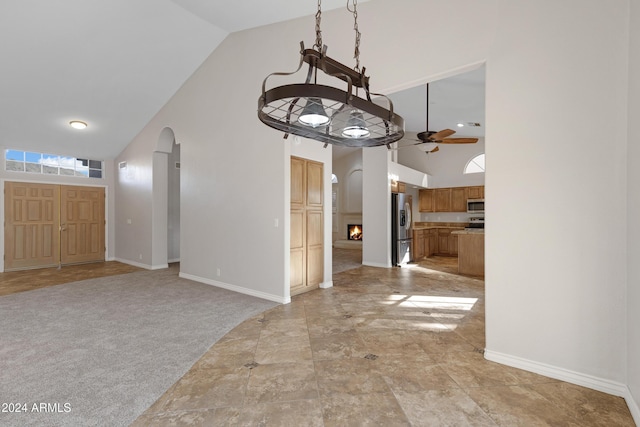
[
  {"left": 42, "top": 154, "right": 59, "bottom": 166},
  {"left": 6, "top": 150, "right": 24, "bottom": 161},
  {"left": 25, "top": 152, "right": 42, "bottom": 163},
  {"left": 464, "top": 154, "right": 485, "bottom": 174},
  {"left": 4, "top": 149, "right": 104, "bottom": 179}
]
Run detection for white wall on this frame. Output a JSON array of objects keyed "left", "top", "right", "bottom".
[
  {"left": 0, "top": 147, "right": 116, "bottom": 272},
  {"left": 113, "top": 0, "right": 635, "bottom": 412},
  {"left": 115, "top": 131, "right": 154, "bottom": 268},
  {"left": 362, "top": 147, "right": 391, "bottom": 268},
  {"left": 627, "top": 0, "right": 640, "bottom": 419},
  {"left": 483, "top": 0, "right": 629, "bottom": 398}
]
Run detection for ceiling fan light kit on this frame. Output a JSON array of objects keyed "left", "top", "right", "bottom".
[{"left": 258, "top": 0, "right": 404, "bottom": 148}]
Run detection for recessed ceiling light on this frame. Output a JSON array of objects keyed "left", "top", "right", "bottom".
[
  {"left": 69, "top": 120, "right": 87, "bottom": 130},
  {"left": 457, "top": 123, "right": 464, "bottom": 127}
]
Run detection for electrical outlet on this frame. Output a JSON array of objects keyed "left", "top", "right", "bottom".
[{"left": 216, "top": 268, "right": 221, "bottom": 277}]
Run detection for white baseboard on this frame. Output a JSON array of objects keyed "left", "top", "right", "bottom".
[
  {"left": 114, "top": 258, "right": 152, "bottom": 270},
  {"left": 320, "top": 280, "right": 333, "bottom": 289},
  {"left": 113, "top": 258, "right": 168, "bottom": 270},
  {"left": 168, "top": 258, "right": 180, "bottom": 263},
  {"left": 179, "top": 272, "right": 288, "bottom": 304},
  {"left": 484, "top": 350, "right": 628, "bottom": 397},
  {"left": 625, "top": 388, "right": 640, "bottom": 426},
  {"left": 362, "top": 261, "right": 390, "bottom": 268}
]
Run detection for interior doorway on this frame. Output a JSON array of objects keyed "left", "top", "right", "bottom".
[
  {"left": 4, "top": 181, "right": 105, "bottom": 271},
  {"left": 152, "top": 127, "right": 180, "bottom": 269},
  {"left": 167, "top": 141, "right": 180, "bottom": 263}
]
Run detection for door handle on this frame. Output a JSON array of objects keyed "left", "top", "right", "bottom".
[{"left": 60, "top": 224, "right": 66, "bottom": 231}]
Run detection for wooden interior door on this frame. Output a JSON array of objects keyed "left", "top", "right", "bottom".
[
  {"left": 4, "top": 182, "right": 60, "bottom": 270},
  {"left": 290, "top": 157, "right": 324, "bottom": 296},
  {"left": 60, "top": 185, "right": 105, "bottom": 265}
]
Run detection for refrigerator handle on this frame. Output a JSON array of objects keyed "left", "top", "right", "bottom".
[{"left": 404, "top": 202, "right": 412, "bottom": 230}]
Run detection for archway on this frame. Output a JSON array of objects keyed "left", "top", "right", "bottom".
[{"left": 152, "top": 127, "right": 180, "bottom": 269}]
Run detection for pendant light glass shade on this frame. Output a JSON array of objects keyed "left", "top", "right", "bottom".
[
  {"left": 342, "top": 110, "right": 370, "bottom": 138},
  {"left": 298, "top": 97, "right": 330, "bottom": 127}
]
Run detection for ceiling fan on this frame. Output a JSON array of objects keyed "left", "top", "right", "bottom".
[{"left": 392, "top": 83, "right": 479, "bottom": 153}]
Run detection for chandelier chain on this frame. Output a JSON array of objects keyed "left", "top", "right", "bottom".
[
  {"left": 347, "top": 0, "right": 361, "bottom": 72},
  {"left": 314, "top": 0, "right": 323, "bottom": 51}
]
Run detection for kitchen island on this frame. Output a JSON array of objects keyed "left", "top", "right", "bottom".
[{"left": 451, "top": 229, "right": 485, "bottom": 276}]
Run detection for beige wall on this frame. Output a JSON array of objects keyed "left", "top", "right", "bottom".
[
  {"left": 627, "top": 0, "right": 640, "bottom": 418},
  {"left": 113, "top": 0, "right": 637, "bottom": 418}
]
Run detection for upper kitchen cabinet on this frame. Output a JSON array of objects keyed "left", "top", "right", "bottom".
[
  {"left": 435, "top": 188, "right": 452, "bottom": 212},
  {"left": 467, "top": 186, "right": 484, "bottom": 199},
  {"left": 391, "top": 181, "right": 406, "bottom": 194},
  {"left": 419, "top": 189, "right": 435, "bottom": 212},
  {"left": 419, "top": 185, "right": 485, "bottom": 213},
  {"left": 451, "top": 187, "right": 467, "bottom": 212}
]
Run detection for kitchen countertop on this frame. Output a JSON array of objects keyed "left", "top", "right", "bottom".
[
  {"left": 451, "top": 229, "right": 485, "bottom": 235},
  {"left": 413, "top": 222, "right": 467, "bottom": 231}
]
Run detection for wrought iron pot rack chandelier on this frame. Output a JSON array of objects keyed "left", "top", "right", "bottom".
[{"left": 258, "top": 0, "right": 404, "bottom": 148}]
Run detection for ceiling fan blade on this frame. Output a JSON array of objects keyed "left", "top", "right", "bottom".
[
  {"left": 439, "top": 137, "right": 479, "bottom": 144},
  {"left": 430, "top": 146, "right": 440, "bottom": 153},
  {"left": 426, "top": 129, "right": 456, "bottom": 141}
]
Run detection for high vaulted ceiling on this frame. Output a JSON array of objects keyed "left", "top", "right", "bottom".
[
  {"left": 1, "top": 0, "right": 483, "bottom": 163},
  {"left": 0, "top": 0, "right": 365, "bottom": 160}
]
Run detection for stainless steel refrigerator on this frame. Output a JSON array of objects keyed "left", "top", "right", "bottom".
[{"left": 391, "top": 193, "right": 412, "bottom": 266}]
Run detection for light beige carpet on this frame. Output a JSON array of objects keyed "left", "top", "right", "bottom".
[{"left": 0, "top": 267, "right": 277, "bottom": 427}]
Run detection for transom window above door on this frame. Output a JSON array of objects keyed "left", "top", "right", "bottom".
[{"left": 4, "top": 149, "right": 104, "bottom": 178}]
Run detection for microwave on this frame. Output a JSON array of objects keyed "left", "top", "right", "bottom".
[{"left": 467, "top": 199, "right": 485, "bottom": 213}]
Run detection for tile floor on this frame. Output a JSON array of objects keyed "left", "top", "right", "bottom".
[{"left": 132, "top": 257, "right": 636, "bottom": 426}]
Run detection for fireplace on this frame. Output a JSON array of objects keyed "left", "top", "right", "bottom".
[{"left": 347, "top": 224, "right": 363, "bottom": 241}]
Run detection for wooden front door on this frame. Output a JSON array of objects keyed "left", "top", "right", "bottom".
[
  {"left": 290, "top": 157, "right": 324, "bottom": 296},
  {"left": 4, "top": 182, "right": 105, "bottom": 271},
  {"left": 4, "top": 182, "right": 60, "bottom": 270},
  {"left": 60, "top": 185, "right": 105, "bottom": 265}
]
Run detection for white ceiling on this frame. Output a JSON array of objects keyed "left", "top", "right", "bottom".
[
  {"left": 0, "top": 0, "right": 364, "bottom": 160},
  {"left": 0, "top": 0, "right": 483, "bottom": 162},
  {"left": 332, "top": 66, "right": 486, "bottom": 160}
]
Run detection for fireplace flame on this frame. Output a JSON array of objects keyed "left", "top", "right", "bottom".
[{"left": 349, "top": 225, "right": 362, "bottom": 241}]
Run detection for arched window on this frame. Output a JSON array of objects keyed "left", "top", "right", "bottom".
[
  {"left": 464, "top": 154, "right": 485, "bottom": 174},
  {"left": 331, "top": 173, "right": 338, "bottom": 184}
]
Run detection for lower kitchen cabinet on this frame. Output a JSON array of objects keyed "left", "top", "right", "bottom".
[
  {"left": 413, "top": 230, "right": 425, "bottom": 260},
  {"left": 437, "top": 229, "right": 451, "bottom": 254},
  {"left": 413, "top": 227, "right": 464, "bottom": 259}
]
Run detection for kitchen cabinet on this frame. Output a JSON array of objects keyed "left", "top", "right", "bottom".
[
  {"left": 467, "top": 186, "right": 484, "bottom": 199},
  {"left": 435, "top": 189, "right": 452, "bottom": 212},
  {"left": 413, "top": 230, "right": 424, "bottom": 260},
  {"left": 419, "top": 185, "right": 485, "bottom": 213},
  {"left": 418, "top": 189, "right": 435, "bottom": 212},
  {"left": 437, "top": 229, "right": 451, "bottom": 254},
  {"left": 451, "top": 187, "right": 467, "bottom": 212},
  {"left": 391, "top": 181, "right": 406, "bottom": 193},
  {"left": 449, "top": 233, "right": 459, "bottom": 256},
  {"left": 427, "top": 229, "right": 437, "bottom": 256},
  {"left": 456, "top": 231, "right": 485, "bottom": 276}
]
